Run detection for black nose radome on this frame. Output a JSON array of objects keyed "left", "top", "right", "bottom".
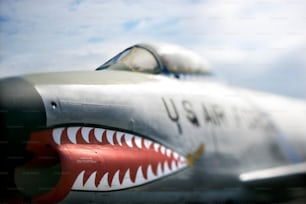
[{"left": 0, "top": 77, "right": 46, "bottom": 199}]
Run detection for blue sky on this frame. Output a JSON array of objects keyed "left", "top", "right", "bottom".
[{"left": 0, "top": 0, "right": 305, "bottom": 99}]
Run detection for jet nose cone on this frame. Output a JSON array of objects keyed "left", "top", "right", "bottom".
[
  {"left": 0, "top": 77, "right": 46, "bottom": 132},
  {"left": 0, "top": 77, "right": 46, "bottom": 198}
]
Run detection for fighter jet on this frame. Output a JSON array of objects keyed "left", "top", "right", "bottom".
[{"left": 0, "top": 42, "right": 305, "bottom": 203}]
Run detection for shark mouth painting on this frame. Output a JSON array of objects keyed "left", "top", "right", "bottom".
[{"left": 15, "top": 127, "right": 187, "bottom": 203}]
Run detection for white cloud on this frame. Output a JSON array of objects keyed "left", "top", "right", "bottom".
[
  {"left": 181, "top": 0, "right": 306, "bottom": 77},
  {"left": 0, "top": 0, "right": 305, "bottom": 98}
]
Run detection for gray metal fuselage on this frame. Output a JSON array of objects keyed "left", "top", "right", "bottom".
[{"left": 22, "top": 69, "right": 306, "bottom": 203}]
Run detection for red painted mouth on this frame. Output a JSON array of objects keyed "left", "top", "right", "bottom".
[{"left": 19, "top": 127, "right": 187, "bottom": 203}]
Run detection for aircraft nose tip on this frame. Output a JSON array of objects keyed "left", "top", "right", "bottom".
[
  {"left": 0, "top": 77, "right": 46, "bottom": 131},
  {"left": 0, "top": 77, "right": 46, "bottom": 197}
]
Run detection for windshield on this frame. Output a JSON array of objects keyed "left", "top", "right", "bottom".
[
  {"left": 96, "top": 42, "right": 212, "bottom": 76},
  {"left": 97, "top": 46, "right": 160, "bottom": 73}
]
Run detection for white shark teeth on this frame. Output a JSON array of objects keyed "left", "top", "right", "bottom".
[
  {"left": 106, "top": 130, "right": 115, "bottom": 145},
  {"left": 94, "top": 128, "right": 103, "bottom": 143},
  {"left": 178, "top": 157, "right": 187, "bottom": 168},
  {"left": 83, "top": 171, "right": 97, "bottom": 190},
  {"left": 111, "top": 170, "right": 120, "bottom": 188},
  {"left": 116, "top": 132, "right": 123, "bottom": 146},
  {"left": 124, "top": 133, "right": 133, "bottom": 148},
  {"left": 98, "top": 172, "right": 109, "bottom": 189},
  {"left": 72, "top": 170, "right": 85, "bottom": 190},
  {"left": 71, "top": 159, "right": 187, "bottom": 192},
  {"left": 160, "top": 146, "right": 166, "bottom": 155},
  {"left": 163, "top": 161, "right": 171, "bottom": 175},
  {"left": 144, "top": 139, "right": 152, "bottom": 149},
  {"left": 146, "top": 165, "right": 155, "bottom": 180},
  {"left": 171, "top": 160, "right": 176, "bottom": 170},
  {"left": 52, "top": 127, "right": 64, "bottom": 145},
  {"left": 52, "top": 127, "right": 168, "bottom": 150},
  {"left": 67, "top": 127, "right": 79, "bottom": 144},
  {"left": 58, "top": 126, "right": 188, "bottom": 192},
  {"left": 157, "top": 163, "right": 163, "bottom": 176},
  {"left": 121, "top": 169, "right": 131, "bottom": 185},
  {"left": 81, "top": 127, "right": 91, "bottom": 143},
  {"left": 173, "top": 152, "right": 179, "bottom": 160},
  {"left": 153, "top": 143, "right": 160, "bottom": 152},
  {"left": 180, "top": 156, "right": 186, "bottom": 162},
  {"left": 166, "top": 148, "right": 172, "bottom": 157},
  {"left": 134, "top": 136, "right": 142, "bottom": 149},
  {"left": 135, "top": 166, "right": 145, "bottom": 184},
  {"left": 51, "top": 127, "right": 183, "bottom": 162}
]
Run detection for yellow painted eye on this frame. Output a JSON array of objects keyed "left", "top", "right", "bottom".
[
  {"left": 186, "top": 143, "right": 205, "bottom": 166},
  {"left": 194, "top": 144, "right": 205, "bottom": 160}
]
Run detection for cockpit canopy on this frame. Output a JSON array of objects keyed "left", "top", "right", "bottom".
[{"left": 96, "top": 42, "right": 212, "bottom": 75}]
